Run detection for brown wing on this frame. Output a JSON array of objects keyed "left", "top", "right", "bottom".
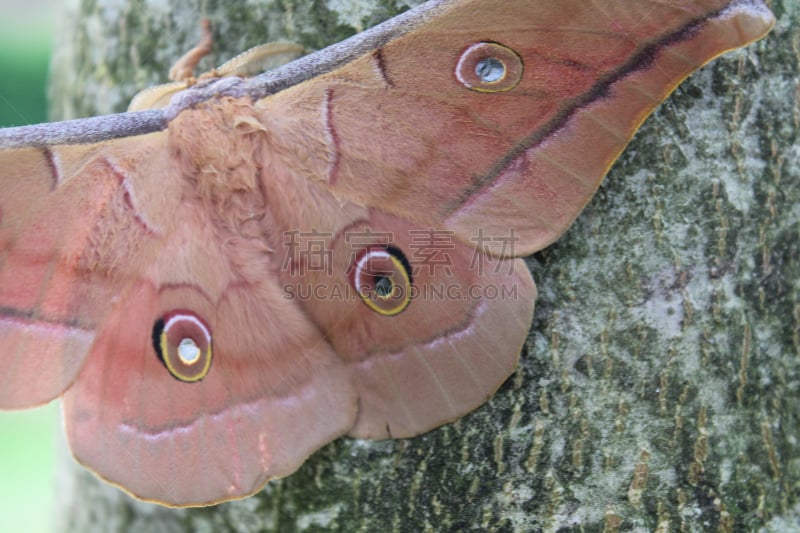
[{"left": 254, "top": 0, "right": 774, "bottom": 255}]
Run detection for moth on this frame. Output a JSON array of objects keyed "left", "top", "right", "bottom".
[{"left": 0, "top": 0, "right": 774, "bottom": 507}]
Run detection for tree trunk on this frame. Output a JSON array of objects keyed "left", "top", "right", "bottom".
[{"left": 50, "top": 1, "right": 799, "bottom": 531}]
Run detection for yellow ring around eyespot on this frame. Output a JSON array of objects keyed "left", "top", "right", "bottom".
[
  {"left": 160, "top": 334, "right": 213, "bottom": 382},
  {"left": 470, "top": 78, "right": 509, "bottom": 93},
  {"left": 361, "top": 254, "right": 411, "bottom": 317}
]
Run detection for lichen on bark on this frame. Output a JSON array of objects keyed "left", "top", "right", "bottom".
[{"left": 50, "top": 1, "right": 799, "bottom": 531}]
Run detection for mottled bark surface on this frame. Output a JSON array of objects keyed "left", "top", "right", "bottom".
[{"left": 50, "top": 0, "right": 798, "bottom": 531}]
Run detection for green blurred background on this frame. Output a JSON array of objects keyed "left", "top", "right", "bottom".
[{"left": 0, "top": 2, "right": 60, "bottom": 532}]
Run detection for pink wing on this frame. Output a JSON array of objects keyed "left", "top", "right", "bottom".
[
  {"left": 0, "top": 141, "right": 159, "bottom": 407},
  {"left": 0, "top": 125, "right": 358, "bottom": 506},
  {"left": 276, "top": 209, "right": 536, "bottom": 439}
]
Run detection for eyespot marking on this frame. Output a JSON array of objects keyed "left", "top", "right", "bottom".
[
  {"left": 351, "top": 246, "right": 412, "bottom": 316},
  {"left": 152, "top": 311, "right": 212, "bottom": 382},
  {"left": 456, "top": 42, "right": 523, "bottom": 92}
]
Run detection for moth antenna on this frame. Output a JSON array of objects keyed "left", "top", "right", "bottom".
[{"left": 168, "top": 18, "right": 214, "bottom": 82}]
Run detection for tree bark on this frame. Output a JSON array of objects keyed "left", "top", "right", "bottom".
[{"left": 50, "top": 1, "right": 799, "bottom": 531}]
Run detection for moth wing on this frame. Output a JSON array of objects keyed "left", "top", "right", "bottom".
[{"left": 257, "top": 0, "right": 774, "bottom": 256}]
